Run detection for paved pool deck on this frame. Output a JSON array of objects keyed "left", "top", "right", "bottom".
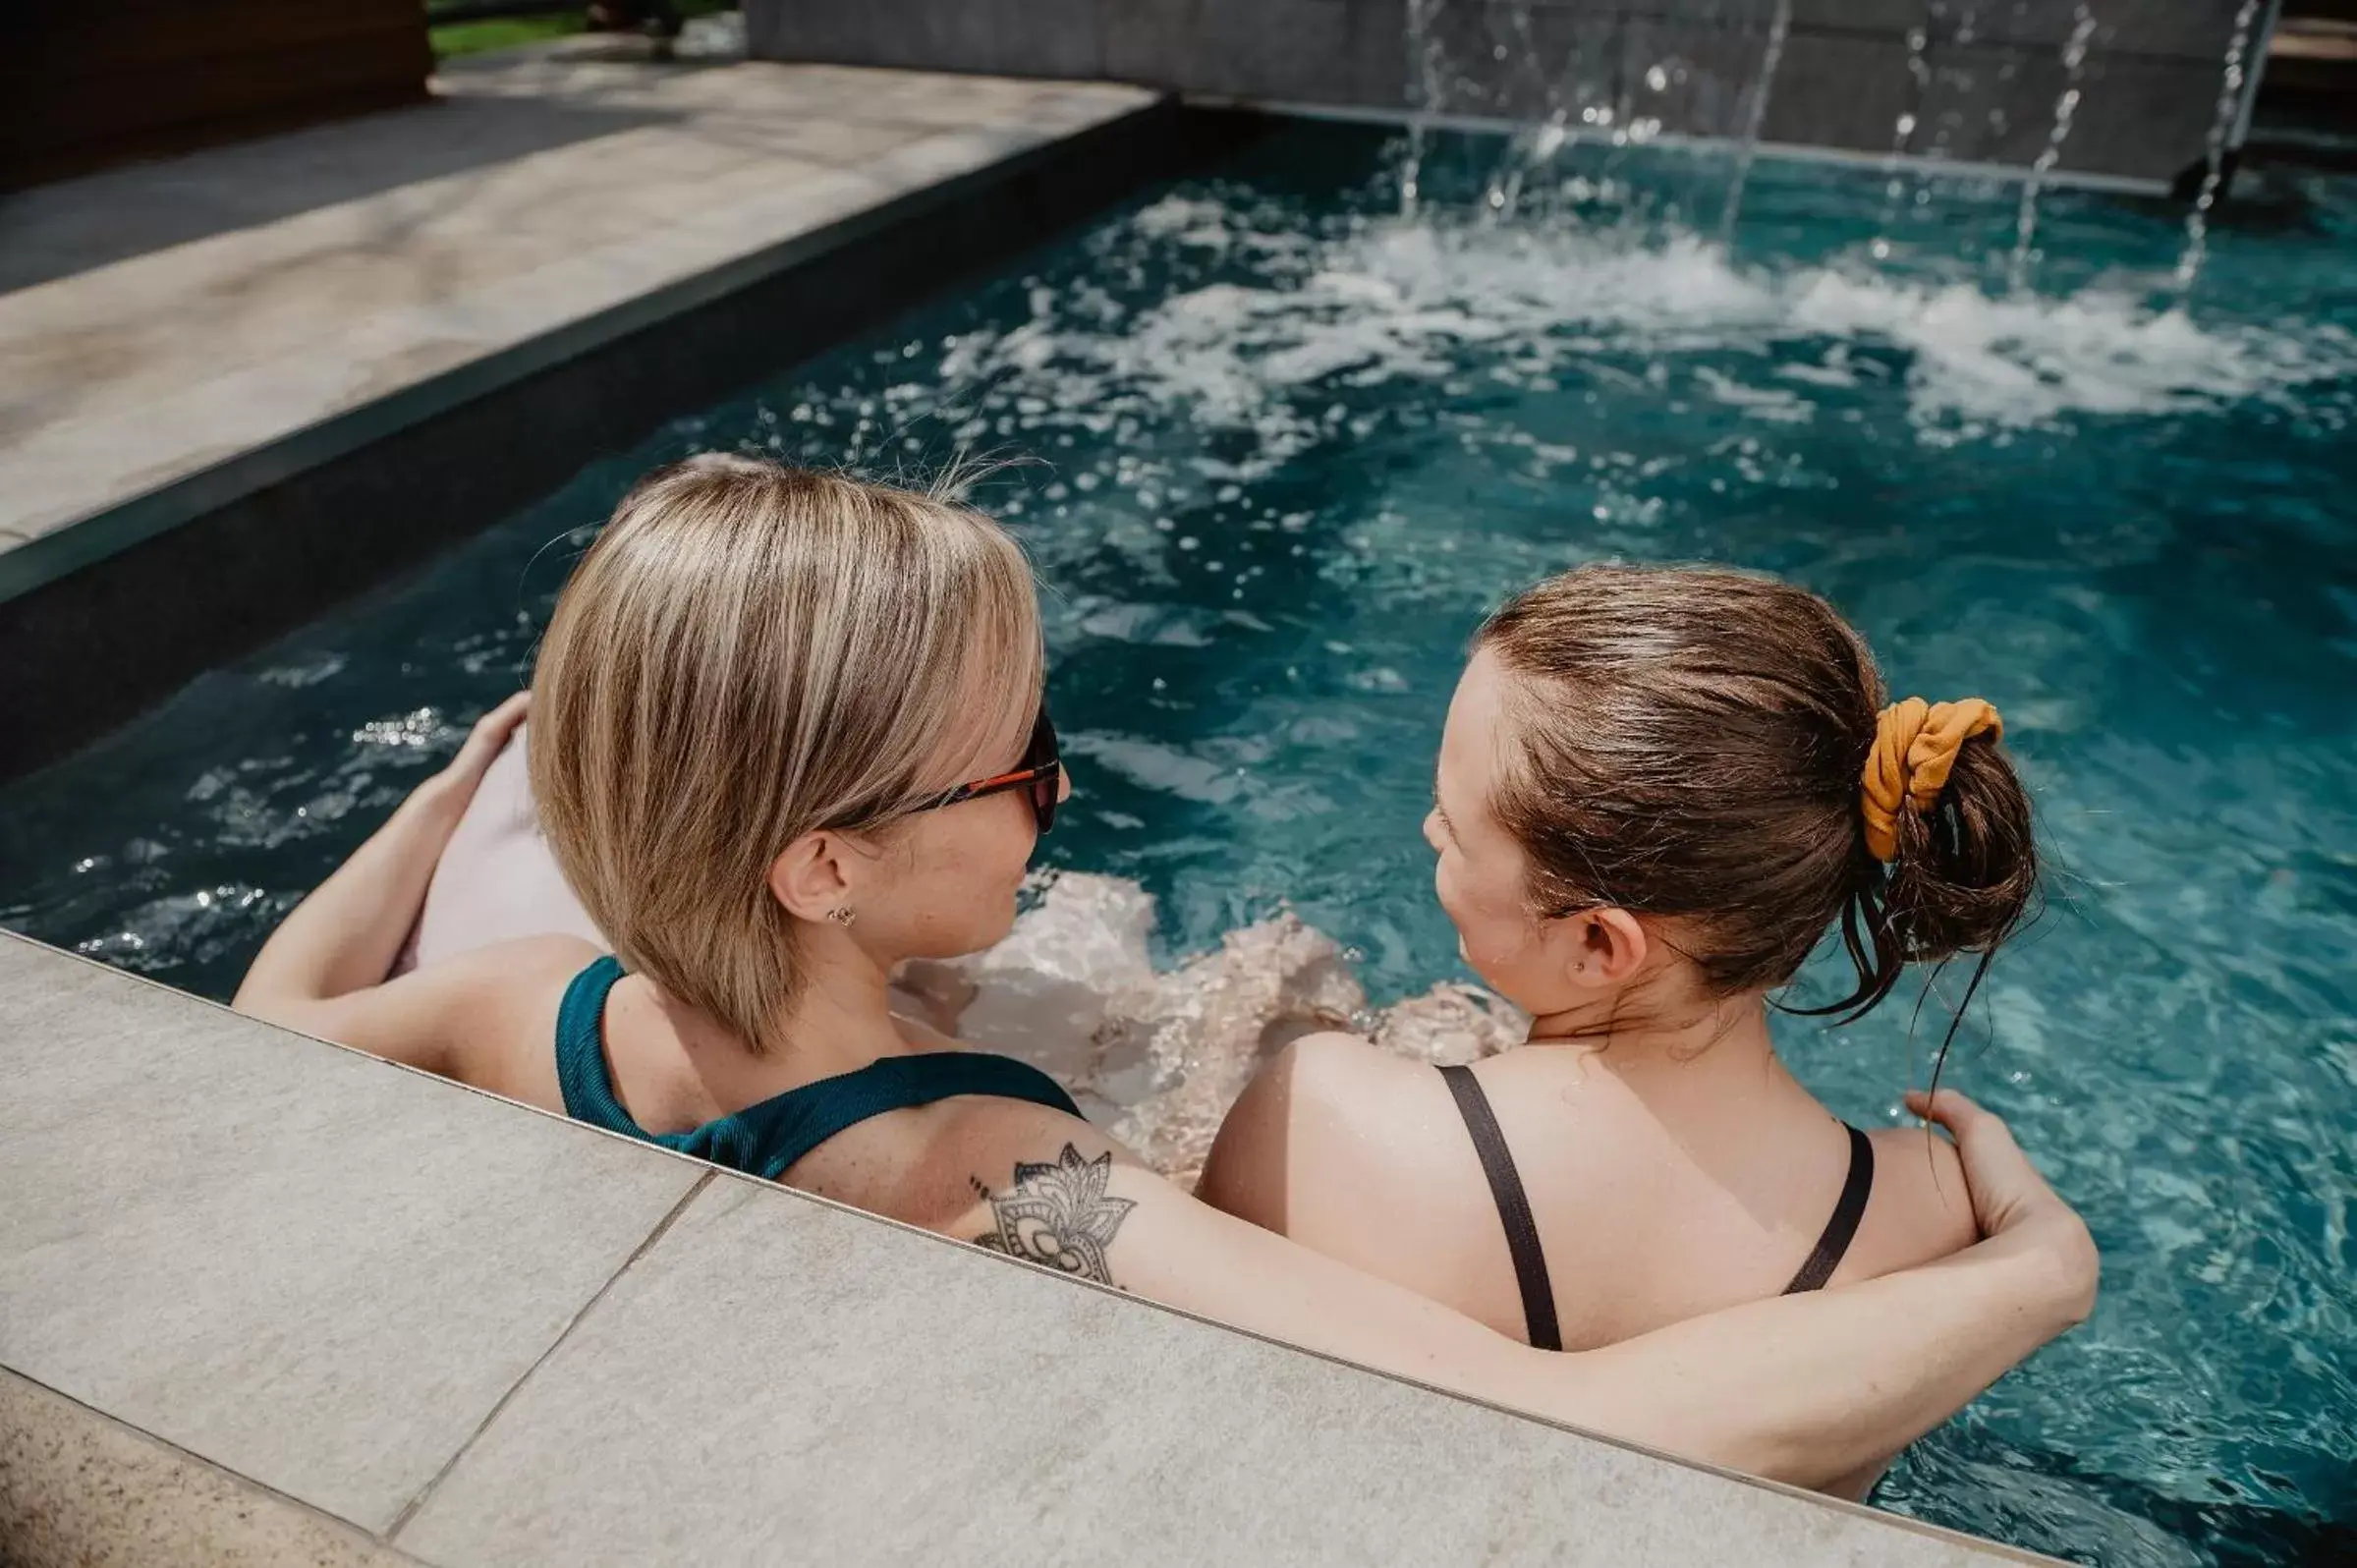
[{"left": 0, "top": 37, "right": 1154, "bottom": 593}]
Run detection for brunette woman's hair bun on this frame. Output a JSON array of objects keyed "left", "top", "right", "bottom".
[
  {"left": 1832, "top": 698, "right": 2042, "bottom": 1024},
  {"left": 1476, "top": 564, "right": 2042, "bottom": 1056}
]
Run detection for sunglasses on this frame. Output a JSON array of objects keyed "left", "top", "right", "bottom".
[{"left": 908, "top": 706, "right": 1061, "bottom": 836}]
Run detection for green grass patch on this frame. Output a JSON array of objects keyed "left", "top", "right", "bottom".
[
  {"left": 429, "top": 3, "right": 736, "bottom": 63},
  {"left": 431, "top": 16, "right": 586, "bottom": 62}
]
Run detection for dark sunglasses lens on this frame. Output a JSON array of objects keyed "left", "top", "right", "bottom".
[
  {"left": 1031, "top": 710, "right": 1059, "bottom": 834},
  {"left": 1026, "top": 708, "right": 1058, "bottom": 769}
]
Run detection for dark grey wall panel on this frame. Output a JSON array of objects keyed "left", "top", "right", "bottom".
[
  {"left": 1188, "top": 0, "right": 1408, "bottom": 107},
  {"left": 1099, "top": 0, "right": 1198, "bottom": 85},
  {"left": 2063, "top": 50, "right": 2244, "bottom": 182},
  {"left": 1759, "top": 30, "right": 1919, "bottom": 156},
  {"left": 744, "top": 0, "right": 2273, "bottom": 185},
  {"left": 748, "top": 0, "right": 1104, "bottom": 79}
]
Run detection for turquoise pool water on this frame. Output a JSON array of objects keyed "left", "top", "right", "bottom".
[{"left": 3, "top": 124, "right": 2352, "bottom": 1562}]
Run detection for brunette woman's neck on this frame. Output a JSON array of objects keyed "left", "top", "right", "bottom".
[{"left": 1524, "top": 987, "right": 1780, "bottom": 1079}]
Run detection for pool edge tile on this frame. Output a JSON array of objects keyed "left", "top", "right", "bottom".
[
  {"left": 397, "top": 1169, "right": 2048, "bottom": 1567},
  {"left": 0, "top": 932, "right": 708, "bottom": 1534}
]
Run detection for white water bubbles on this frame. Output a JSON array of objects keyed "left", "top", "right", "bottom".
[
  {"left": 926, "top": 870, "right": 1526, "bottom": 1184},
  {"left": 926, "top": 192, "right": 2357, "bottom": 464}
]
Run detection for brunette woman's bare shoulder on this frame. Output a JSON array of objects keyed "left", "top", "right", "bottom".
[
  {"left": 1196, "top": 1031, "right": 1464, "bottom": 1232},
  {"left": 1269, "top": 1030, "right": 1446, "bottom": 1107}
]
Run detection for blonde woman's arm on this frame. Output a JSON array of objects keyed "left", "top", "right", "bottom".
[
  {"left": 943, "top": 1091, "right": 2093, "bottom": 1491},
  {"left": 235, "top": 695, "right": 533, "bottom": 1050}
]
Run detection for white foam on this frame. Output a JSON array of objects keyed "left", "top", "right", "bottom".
[
  {"left": 937, "top": 870, "right": 1523, "bottom": 1182},
  {"left": 934, "top": 200, "right": 2355, "bottom": 458}
]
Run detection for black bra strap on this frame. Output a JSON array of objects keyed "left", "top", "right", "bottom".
[
  {"left": 1438, "top": 1063, "right": 1562, "bottom": 1352},
  {"left": 1782, "top": 1123, "right": 1876, "bottom": 1294}
]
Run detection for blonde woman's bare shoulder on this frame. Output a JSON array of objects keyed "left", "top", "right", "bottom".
[
  {"left": 887, "top": 1009, "right": 965, "bottom": 1052},
  {"left": 421, "top": 932, "right": 606, "bottom": 996},
  {"left": 425, "top": 932, "right": 607, "bottom": 1031},
  {"left": 483, "top": 932, "right": 607, "bottom": 970},
  {"left": 865, "top": 1085, "right": 1135, "bottom": 1236}
]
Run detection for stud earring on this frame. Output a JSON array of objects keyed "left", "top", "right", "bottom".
[{"left": 825, "top": 906, "right": 857, "bottom": 926}]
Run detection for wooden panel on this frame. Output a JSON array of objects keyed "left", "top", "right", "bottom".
[{"left": 4, "top": 1, "right": 433, "bottom": 192}]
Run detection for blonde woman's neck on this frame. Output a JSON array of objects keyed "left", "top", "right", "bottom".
[{"left": 644, "top": 938, "right": 925, "bottom": 1121}]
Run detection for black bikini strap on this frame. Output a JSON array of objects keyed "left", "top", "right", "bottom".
[
  {"left": 1782, "top": 1123, "right": 1876, "bottom": 1295},
  {"left": 1438, "top": 1063, "right": 1562, "bottom": 1352}
]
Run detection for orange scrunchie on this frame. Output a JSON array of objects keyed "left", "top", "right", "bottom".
[{"left": 1860, "top": 697, "right": 2003, "bottom": 862}]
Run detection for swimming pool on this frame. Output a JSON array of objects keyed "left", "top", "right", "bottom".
[{"left": 3, "top": 121, "right": 2351, "bottom": 1563}]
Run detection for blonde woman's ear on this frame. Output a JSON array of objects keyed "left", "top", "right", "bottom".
[{"left": 765, "top": 833, "right": 855, "bottom": 925}]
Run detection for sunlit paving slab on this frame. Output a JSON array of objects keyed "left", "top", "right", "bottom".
[
  {"left": 0, "top": 934, "right": 2049, "bottom": 1566},
  {"left": 0, "top": 934, "right": 705, "bottom": 1533},
  {"left": 0, "top": 46, "right": 1154, "bottom": 568}
]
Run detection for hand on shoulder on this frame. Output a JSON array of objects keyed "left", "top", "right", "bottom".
[
  {"left": 411, "top": 693, "right": 532, "bottom": 819},
  {"left": 1907, "top": 1089, "right": 2099, "bottom": 1325},
  {"left": 1864, "top": 1119, "right": 1980, "bottom": 1265}
]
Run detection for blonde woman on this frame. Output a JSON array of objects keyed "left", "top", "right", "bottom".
[{"left": 236, "top": 456, "right": 2095, "bottom": 1490}]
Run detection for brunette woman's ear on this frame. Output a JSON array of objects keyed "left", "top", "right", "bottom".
[
  {"left": 1566, "top": 906, "right": 1650, "bottom": 987},
  {"left": 766, "top": 832, "right": 857, "bottom": 925}
]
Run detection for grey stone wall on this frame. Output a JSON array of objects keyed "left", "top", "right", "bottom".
[{"left": 746, "top": 0, "right": 2279, "bottom": 186}]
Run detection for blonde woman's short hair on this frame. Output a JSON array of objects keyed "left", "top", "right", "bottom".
[{"left": 531, "top": 455, "right": 1041, "bottom": 1054}]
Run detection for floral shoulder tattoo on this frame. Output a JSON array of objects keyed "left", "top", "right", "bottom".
[{"left": 972, "top": 1145, "right": 1136, "bottom": 1286}]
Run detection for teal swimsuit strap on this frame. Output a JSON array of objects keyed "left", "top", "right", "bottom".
[
  {"left": 553, "top": 955, "right": 1083, "bottom": 1182},
  {"left": 717, "top": 1052, "right": 1081, "bottom": 1182},
  {"left": 556, "top": 954, "right": 637, "bottom": 1130}
]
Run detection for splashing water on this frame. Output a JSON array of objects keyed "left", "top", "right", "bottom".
[
  {"left": 921, "top": 871, "right": 1524, "bottom": 1186},
  {"left": 1717, "top": 0, "right": 1794, "bottom": 245},
  {"left": 2176, "top": 0, "right": 2267, "bottom": 291},
  {"left": 1399, "top": 0, "right": 1444, "bottom": 216},
  {"left": 2008, "top": 5, "right": 2103, "bottom": 294},
  {"left": 1869, "top": 23, "right": 1935, "bottom": 261},
  {"left": 942, "top": 193, "right": 2354, "bottom": 451}
]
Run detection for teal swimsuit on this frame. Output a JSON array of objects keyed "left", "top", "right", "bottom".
[{"left": 554, "top": 955, "right": 1082, "bottom": 1180}]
